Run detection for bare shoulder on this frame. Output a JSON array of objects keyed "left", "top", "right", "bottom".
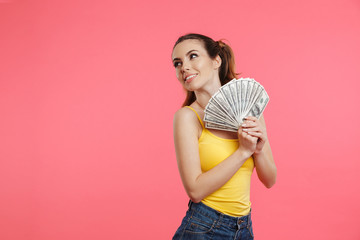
[
  {"left": 174, "top": 107, "right": 198, "bottom": 125},
  {"left": 173, "top": 107, "right": 201, "bottom": 137}
]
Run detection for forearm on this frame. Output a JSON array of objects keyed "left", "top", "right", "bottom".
[
  {"left": 188, "top": 149, "right": 250, "bottom": 203},
  {"left": 253, "top": 150, "right": 277, "bottom": 188}
]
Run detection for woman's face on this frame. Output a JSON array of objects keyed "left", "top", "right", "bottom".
[{"left": 171, "top": 39, "right": 221, "bottom": 91}]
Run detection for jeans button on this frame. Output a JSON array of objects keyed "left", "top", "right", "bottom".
[{"left": 238, "top": 219, "right": 244, "bottom": 224}]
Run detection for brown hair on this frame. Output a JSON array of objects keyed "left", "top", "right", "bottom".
[{"left": 172, "top": 33, "right": 241, "bottom": 107}]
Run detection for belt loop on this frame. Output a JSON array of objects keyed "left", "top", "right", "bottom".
[{"left": 188, "top": 199, "right": 193, "bottom": 209}]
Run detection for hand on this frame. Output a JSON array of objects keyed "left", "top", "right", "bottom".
[
  {"left": 240, "top": 116, "right": 268, "bottom": 154},
  {"left": 237, "top": 125, "right": 258, "bottom": 159}
]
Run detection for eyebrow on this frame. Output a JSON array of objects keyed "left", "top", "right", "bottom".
[{"left": 172, "top": 49, "right": 198, "bottom": 62}]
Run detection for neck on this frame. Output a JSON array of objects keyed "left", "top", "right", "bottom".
[{"left": 193, "top": 78, "right": 221, "bottom": 109}]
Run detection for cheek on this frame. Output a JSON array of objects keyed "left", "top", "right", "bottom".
[
  {"left": 175, "top": 70, "right": 181, "bottom": 80},
  {"left": 195, "top": 60, "right": 210, "bottom": 73},
  {"left": 175, "top": 71, "right": 184, "bottom": 84}
]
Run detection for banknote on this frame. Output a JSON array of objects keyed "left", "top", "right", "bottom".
[
  {"left": 205, "top": 122, "right": 239, "bottom": 132},
  {"left": 203, "top": 78, "right": 269, "bottom": 132}
]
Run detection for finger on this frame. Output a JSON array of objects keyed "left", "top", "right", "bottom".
[
  {"left": 241, "top": 131, "right": 248, "bottom": 138},
  {"left": 246, "top": 134, "right": 258, "bottom": 143},
  {"left": 246, "top": 131, "right": 262, "bottom": 137},
  {"left": 244, "top": 116, "right": 258, "bottom": 122},
  {"left": 247, "top": 132, "right": 267, "bottom": 142},
  {"left": 243, "top": 131, "right": 256, "bottom": 140},
  {"left": 243, "top": 130, "right": 256, "bottom": 139},
  {"left": 241, "top": 121, "right": 258, "bottom": 128},
  {"left": 239, "top": 125, "right": 255, "bottom": 133},
  {"left": 238, "top": 126, "right": 244, "bottom": 135},
  {"left": 242, "top": 127, "right": 260, "bottom": 132}
]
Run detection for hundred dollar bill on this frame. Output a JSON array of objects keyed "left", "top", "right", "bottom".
[
  {"left": 206, "top": 97, "right": 238, "bottom": 126},
  {"left": 204, "top": 78, "right": 269, "bottom": 132},
  {"left": 246, "top": 89, "right": 269, "bottom": 118},
  {"left": 204, "top": 108, "right": 238, "bottom": 128},
  {"left": 244, "top": 80, "right": 254, "bottom": 114},
  {"left": 229, "top": 81, "right": 239, "bottom": 120},
  {"left": 240, "top": 80, "right": 248, "bottom": 114},
  {"left": 220, "top": 82, "right": 238, "bottom": 119},
  {"left": 205, "top": 122, "right": 238, "bottom": 132},
  {"left": 235, "top": 80, "right": 242, "bottom": 116},
  {"left": 204, "top": 114, "right": 236, "bottom": 129},
  {"left": 210, "top": 92, "right": 238, "bottom": 124},
  {"left": 244, "top": 82, "right": 262, "bottom": 117}
]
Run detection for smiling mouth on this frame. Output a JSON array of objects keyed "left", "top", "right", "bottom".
[{"left": 185, "top": 74, "right": 197, "bottom": 83}]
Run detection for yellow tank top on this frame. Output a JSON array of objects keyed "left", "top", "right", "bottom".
[{"left": 186, "top": 106, "right": 254, "bottom": 217}]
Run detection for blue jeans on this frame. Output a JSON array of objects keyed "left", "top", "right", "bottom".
[{"left": 172, "top": 200, "right": 254, "bottom": 240}]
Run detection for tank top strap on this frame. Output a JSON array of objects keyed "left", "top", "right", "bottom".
[{"left": 185, "top": 106, "right": 205, "bottom": 129}]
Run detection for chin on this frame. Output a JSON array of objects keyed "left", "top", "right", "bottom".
[
  {"left": 186, "top": 85, "right": 195, "bottom": 91},
  {"left": 185, "top": 81, "right": 201, "bottom": 92},
  {"left": 185, "top": 86, "right": 197, "bottom": 92}
]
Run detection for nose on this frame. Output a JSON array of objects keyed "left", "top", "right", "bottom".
[{"left": 181, "top": 60, "right": 190, "bottom": 73}]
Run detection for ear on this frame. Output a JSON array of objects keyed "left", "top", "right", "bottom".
[{"left": 213, "top": 55, "right": 222, "bottom": 69}]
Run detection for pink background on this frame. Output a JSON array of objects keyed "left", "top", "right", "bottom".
[{"left": 1, "top": 0, "right": 359, "bottom": 239}]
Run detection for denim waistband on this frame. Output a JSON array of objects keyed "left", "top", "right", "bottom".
[{"left": 188, "top": 200, "right": 252, "bottom": 229}]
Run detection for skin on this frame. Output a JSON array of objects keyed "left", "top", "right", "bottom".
[{"left": 172, "top": 39, "right": 277, "bottom": 203}]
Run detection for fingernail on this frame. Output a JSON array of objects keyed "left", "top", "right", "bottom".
[{"left": 241, "top": 123, "right": 246, "bottom": 127}]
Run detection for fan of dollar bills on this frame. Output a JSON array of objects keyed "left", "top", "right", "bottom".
[{"left": 204, "top": 78, "right": 269, "bottom": 132}]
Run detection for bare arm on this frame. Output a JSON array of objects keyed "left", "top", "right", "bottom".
[
  {"left": 173, "top": 108, "right": 258, "bottom": 203},
  {"left": 242, "top": 115, "right": 277, "bottom": 188}
]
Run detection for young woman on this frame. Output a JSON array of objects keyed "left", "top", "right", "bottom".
[{"left": 171, "top": 33, "right": 277, "bottom": 240}]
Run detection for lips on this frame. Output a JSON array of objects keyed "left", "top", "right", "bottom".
[{"left": 184, "top": 74, "right": 198, "bottom": 83}]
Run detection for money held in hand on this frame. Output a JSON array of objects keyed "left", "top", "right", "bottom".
[{"left": 204, "top": 78, "right": 269, "bottom": 132}]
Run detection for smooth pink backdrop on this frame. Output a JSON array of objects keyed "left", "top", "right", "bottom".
[{"left": 1, "top": 0, "right": 359, "bottom": 239}]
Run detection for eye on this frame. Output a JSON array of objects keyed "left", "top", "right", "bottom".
[
  {"left": 173, "top": 62, "right": 181, "bottom": 68},
  {"left": 190, "top": 53, "right": 198, "bottom": 59}
]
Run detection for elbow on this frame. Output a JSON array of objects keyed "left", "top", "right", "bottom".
[
  {"left": 185, "top": 177, "right": 206, "bottom": 203},
  {"left": 263, "top": 169, "right": 277, "bottom": 189},
  {"left": 264, "top": 180, "right": 276, "bottom": 189},
  {"left": 187, "top": 190, "right": 203, "bottom": 203},
  {"left": 189, "top": 197, "right": 202, "bottom": 203},
  {"left": 264, "top": 173, "right": 277, "bottom": 189}
]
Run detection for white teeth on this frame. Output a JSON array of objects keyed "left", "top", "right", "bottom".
[{"left": 185, "top": 74, "right": 196, "bottom": 80}]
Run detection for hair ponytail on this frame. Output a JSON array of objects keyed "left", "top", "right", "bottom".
[
  {"left": 217, "top": 40, "right": 239, "bottom": 86},
  {"left": 172, "top": 33, "right": 241, "bottom": 107}
]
